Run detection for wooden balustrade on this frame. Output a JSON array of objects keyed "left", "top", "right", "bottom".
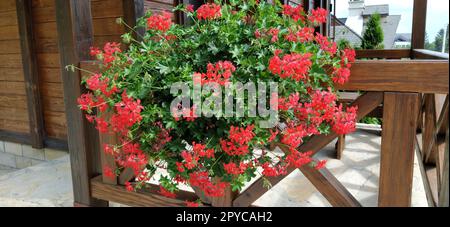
[{"left": 71, "top": 0, "right": 449, "bottom": 207}]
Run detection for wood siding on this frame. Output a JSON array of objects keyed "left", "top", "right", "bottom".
[
  {"left": 0, "top": 0, "right": 30, "bottom": 134},
  {"left": 31, "top": 0, "right": 67, "bottom": 140}
]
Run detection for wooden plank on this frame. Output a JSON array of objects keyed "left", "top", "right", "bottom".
[
  {"left": 55, "top": 0, "right": 107, "bottom": 207},
  {"left": 0, "top": 10, "right": 18, "bottom": 27},
  {"left": 412, "top": 49, "right": 449, "bottom": 60},
  {"left": 378, "top": 92, "right": 420, "bottom": 207},
  {"left": 423, "top": 94, "right": 438, "bottom": 164},
  {"left": 91, "top": 175, "right": 199, "bottom": 207},
  {"left": 0, "top": 0, "right": 16, "bottom": 12},
  {"left": 0, "top": 54, "right": 25, "bottom": 68},
  {"left": 35, "top": 38, "right": 59, "bottom": 53},
  {"left": 0, "top": 81, "right": 27, "bottom": 95},
  {"left": 233, "top": 92, "right": 384, "bottom": 207},
  {"left": 0, "top": 68, "right": 24, "bottom": 81},
  {"left": 0, "top": 119, "right": 30, "bottom": 133},
  {"left": 356, "top": 49, "right": 411, "bottom": 59},
  {"left": 39, "top": 68, "right": 62, "bottom": 83},
  {"left": 32, "top": 21, "right": 58, "bottom": 39},
  {"left": 91, "top": 0, "right": 124, "bottom": 19},
  {"left": 93, "top": 18, "right": 125, "bottom": 36},
  {"left": 0, "top": 95, "right": 27, "bottom": 108},
  {"left": 438, "top": 126, "right": 449, "bottom": 207},
  {"left": 336, "top": 60, "right": 449, "bottom": 94},
  {"left": 0, "top": 25, "right": 20, "bottom": 40},
  {"left": 36, "top": 53, "right": 61, "bottom": 68},
  {"left": 0, "top": 40, "right": 22, "bottom": 54},
  {"left": 299, "top": 164, "right": 361, "bottom": 207},
  {"left": 411, "top": 0, "right": 427, "bottom": 49},
  {"left": 123, "top": 0, "right": 145, "bottom": 40},
  {"left": 0, "top": 129, "right": 31, "bottom": 145},
  {"left": 31, "top": 4, "right": 56, "bottom": 23},
  {"left": 16, "top": 0, "right": 45, "bottom": 148}
]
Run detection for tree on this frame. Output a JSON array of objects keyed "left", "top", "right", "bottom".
[
  {"left": 425, "top": 32, "right": 435, "bottom": 50},
  {"left": 433, "top": 24, "right": 449, "bottom": 53},
  {"left": 361, "top": 13, "right": 384, "bottom": 49}
]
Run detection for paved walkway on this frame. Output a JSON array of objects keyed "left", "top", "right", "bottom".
[{"left": 0, "top": 129, "right": 428, "bottom": 207}]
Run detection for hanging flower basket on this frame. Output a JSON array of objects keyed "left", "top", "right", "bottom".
[{"left": 74, "top": 1, "right": 357, "bottom": 207}]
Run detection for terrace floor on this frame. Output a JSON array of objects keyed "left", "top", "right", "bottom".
[{"left": 0, "top": 128, "right": 429, "bottom": 207}]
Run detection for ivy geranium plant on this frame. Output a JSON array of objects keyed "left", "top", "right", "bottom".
[{"left": 75, "top": 0, "right": 357, "bottom": 206}]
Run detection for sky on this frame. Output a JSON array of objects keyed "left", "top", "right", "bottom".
[{"left": 333, "top": 0, "right": 449, "bottom": 40}]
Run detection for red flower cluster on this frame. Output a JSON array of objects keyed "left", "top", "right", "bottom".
[
  {"left": 110, "top": 91, "right": 144, "bottom": 135},
  {"left": 116, "top": 141, "right": 148, "bottom": 174},
  {"left": 189, "top": 171, "right": 228, "bottom": 197},
  {"left": 195, "top": 61, "right": 236, "bottom": 86},
  {"left": 147, "top": 11, "right": 172, "bottom": 32},
  {"left": 151, "top": 122, "right": 172, "bottom": 151},
  {"left": 315, "top": 33, "right": 337, "bottom": 56},
  {"left": 282, "top": 5, "right": 305, "bottom": 22},
  {"left": 308, "top": 8, "right": 328, "bottom": 25},
  {"left": 269, "top": 51, "right": 313, "bottom": 82},
  {"left": 223, "top": 162, "right": 248, "bottom": 175},
  {"left": 285, "top": 149, "right": 312, "bottom": 168},
  {"left": 284, "top": 27, "right": 315, "bottom": 43},
  {"left": 220, "top": 125, "right": 255, "bottom": 156},
  {"left": 90, "top": 42, "right": 121, "bottom": 66},
  {"left": 268, "top": 28, "right": 280, "bottom": 43},
  {"left": 103, "top": 165, "right": 116, "bottom": 179},
  {"left": 261, "top": 163, "right": 287, "bottom": 177},
  {"left": 197, "top": 3, "right": 222, "bottom": 20},
  {"left": 332, "top": 105, "right": 358, "bottom": 135},
  {"left": 333, "top": 48, "right": 356, "bottom": 84}
]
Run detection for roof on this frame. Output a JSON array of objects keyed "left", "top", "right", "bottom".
[
  {"left": 363, "top": 4, "right": 389, "bottom": 16},
  {"left": 395, "top": 33, "right": 412, "bottom": 42}
]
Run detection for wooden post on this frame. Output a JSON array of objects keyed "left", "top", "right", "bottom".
[
  {"left": 411, "top": 0, "right": 427, "bottom": 50},
  {"left": 55, "top": 0, "right": 107, "bottom": 207},
  {"left": 16, "top": 0, "right": 45, "bottom": 149},
  {"left": 378, "top": 92, "right": 420, "bottom": 207},
  {"left": 122, "top": 0, "right": 145, "bottom": 40},
  {"left": 438, "top": 125, "right": 449, "bottom": 207}
]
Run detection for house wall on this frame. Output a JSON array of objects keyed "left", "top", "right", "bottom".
[
  {"left": 0, "top": 0, "right": 178, "bottom": 165},
  {"left": 0, "top": 0, "right": 30, "bottom": 135},
  {"left": 32, "top": 0, "right": 67, "bottom": 140}
]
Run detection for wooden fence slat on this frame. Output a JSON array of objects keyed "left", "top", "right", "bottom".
[{"left": 378, "top": 92, "right": 420, "bottom": 207}]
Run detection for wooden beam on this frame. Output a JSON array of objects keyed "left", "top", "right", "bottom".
[
  {"left": 356, "top": 49, "right": 411, "bottom": 59},
  {"left": 411, "top": 0, "right": 427, "bottom": 49},
  {"left": 90, "top": 176, "right": 199, "bottom": 207},
  {"left": 412, "top": 49, "right": 449, "bottom": 60},
  {"left": 55, "top": 0, "right": 107, "bottom": 207},
  {"left": 16, "top": 0, "right": 45, "bottom": 149},
  {"left": 336, "top": 60, "right": 449, "bottom": 94},
  {"left": 438, "top": 125, "right": 449, "bottom": 207},
  {"left": 233, "top": 92, "right": 383, "bottom": 207},
  {"left": 423, "top": 94, "right": 438, "bottom": 164},
  {"left": 299, "top": 164, "right": 361, "bottom": 207},
  {"left": 378, "top": 92, "right": 420, "bottom": 207},
  {"left": 122, "top": 0, "right": 145, "bottom": 40}
]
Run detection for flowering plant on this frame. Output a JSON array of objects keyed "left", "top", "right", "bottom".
[{"left": 76, "top": 0, "right": 357, "bottom": 205}]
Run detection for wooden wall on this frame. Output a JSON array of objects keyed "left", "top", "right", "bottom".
[
  {"left": 0, "top": 0, "right": 30, "bottom": 134},
  {"left": 0, "top": 0, "right": 177, "bottom": 146},
  {"left": 144, "top": 0, "right": 175, "bottom": 15},
  {"left": 31, "top": 0, "right": 67, "bottom": 140}
]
